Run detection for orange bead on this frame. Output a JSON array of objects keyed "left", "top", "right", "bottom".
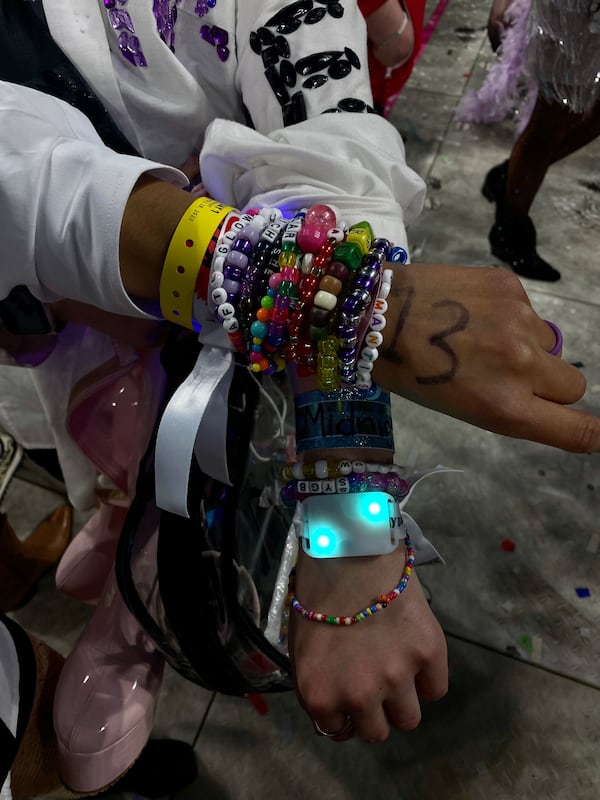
[{"left": 256, "top": 308, "right": 270, "bottom": 322}]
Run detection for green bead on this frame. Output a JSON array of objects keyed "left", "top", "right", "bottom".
[
  {"left": 261, "top": 295, "right": 274, "bottom": 309},
  {"left": 333, "top": 241, "right": 362, "bottom": 270},
  {"left": 282, "top": 240, "right": 300, "bottom": 253},
  {"left": 279, "top": 280, "right": 297, "bottom": 297},
  {"left": 326, "top": 616, "right": 336, "bottom": 624}
]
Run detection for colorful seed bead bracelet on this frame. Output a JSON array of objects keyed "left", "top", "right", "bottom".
[{"left": 287, "top": 534, "right": 416, "bottom": 625}]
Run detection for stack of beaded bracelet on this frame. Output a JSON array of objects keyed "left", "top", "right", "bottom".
[
  {"left": 279, "top": 459, "right": 409, "bottom": 507},
  {"left": 287, "top": 533, "right": 415, "bottom": 625},
  {"left": 162, "top": 197, "right": 405, "bottom": 382}
]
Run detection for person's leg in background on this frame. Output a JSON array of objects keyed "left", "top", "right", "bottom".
[{"left": 484, "top": 94, "right": 600, "bottom": 281}]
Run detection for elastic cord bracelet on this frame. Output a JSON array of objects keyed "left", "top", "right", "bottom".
[
  {"left": 287, "top": 534, "right": 415, "bottom": 625},
  {"left": 280, "top": 472, "right": 409, "bottom": 506},
  {"left": 160, "top": 197, "right": 234, "bottom": 329}
]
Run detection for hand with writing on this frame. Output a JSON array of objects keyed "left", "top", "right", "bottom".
[{"left": 377, "top": 264, "right": 599, "bottom": 453}]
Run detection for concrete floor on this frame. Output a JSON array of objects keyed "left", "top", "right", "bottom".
[{"left": 8, "top": 0, "right": 600, "bottom": 797}]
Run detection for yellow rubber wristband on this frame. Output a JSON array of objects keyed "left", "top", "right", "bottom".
[{"left": 160, "top": 197, "right": 234, "bottom": 329}]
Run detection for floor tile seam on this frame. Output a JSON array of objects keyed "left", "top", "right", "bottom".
[
  {"left": 527, "top": 288, "right": 600, "bottom": 311},
  {"left": 445, "top": 630, "right": 600, "bottom": 692}
]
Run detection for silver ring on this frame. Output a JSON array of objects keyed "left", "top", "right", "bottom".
[{"left": 312, "top": 713, "right": 354, "bottom": 738}]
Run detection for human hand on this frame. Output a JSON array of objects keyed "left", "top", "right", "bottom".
[
  {"left": 377, "top": 264, "right": 600, "bottom": 453},
  {"left": 289, "top": 546, "right": 448, "bottom": 743}
]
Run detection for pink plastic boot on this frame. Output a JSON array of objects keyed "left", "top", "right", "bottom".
[
  {"left": 55, "top": 503, "right": 128, "bottom": 604},
  {"left": 53, "top": 567, "right": 165, "bottom": 793}
]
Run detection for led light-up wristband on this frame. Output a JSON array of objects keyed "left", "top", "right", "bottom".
[{"left": 300, "top": 491, "right": 405, "bottom": 558}]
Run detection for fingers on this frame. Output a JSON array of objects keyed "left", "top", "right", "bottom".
[
  {"left": 531, "top": 354, "right": 586, "bottom": 405},
  {"left": 504, "top": 395, "right": 600, "bottom": 453}
]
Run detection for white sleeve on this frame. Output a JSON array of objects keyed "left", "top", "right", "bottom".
[
  {"left": 199, "top": 0, "right": 425, "bottom": 246},
  {"left": 0, "top": 81, "right": 188, "bottom": 316}
]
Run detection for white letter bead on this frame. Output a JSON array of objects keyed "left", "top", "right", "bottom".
[
  {"left": 357, "top": 358, "right": 374, "bottom": 372},
  {"left": 366, "top": 462, "right": 379, "bottom": 472},
  {"left": 314, "top": 290, "right": 337, "bottom": 311},
  {"left": 327, "top": 227, "right": 345, "bottom": 243},
  {"left": 365, "top": 330, "right": 384, "bottom": 348},
  {"left": 356, "top": 379, "right": 372, "bottom": 390},
  {"left": 223, "top": 317, "right": 240, "bottom": 333},
  {"left": 322, "top": 479, "right": 336, "bottom": 493},
  {"left": 224, "top": 230, "right": 238, "bottom": 244},
  {"left": 314, "top": 459, "right": 329, "bottom": 479},
  {"left": 383, "top": 269, "right": 393, "bottom": 282},
  {"left": 297, "top": 480, "right": 310, "bottom": 494},
  {"left": 338, "top": 460, "right": 352, "bottom": 475},
  {"left": 211, "top": 287, "right": 228, "bottom": 305},
  {"left": 374, "top": 298, "right": 388, "bottom": 314},
  {"left": 215, "top": 242, "right": 230, "bottom": 257},
  {"left": 217, "top": 302, "right": 235, "bottom": 320},
  {"left": 309, "top": 480, "right": 322, "bottom": 493},
  {"left": 261, "top": 226, "right": 278, "bottom": 243},
  {"left": 336, "top": 477, "right": 350, "bottom": 493},
  {"left": 378, "top": 281, "right": 391, "bottom": 300},
  {"left": 360, "top": 346, "right": 379, "bottom": 362},
  {"left": 351, "top": 460, "right": 366, "bottom": 473},
  {"left": 370, "top": 313, "right": 386, "bottom": 330},
  {"left": 210, "top": 270, "right": 224, "bottom": 288}
]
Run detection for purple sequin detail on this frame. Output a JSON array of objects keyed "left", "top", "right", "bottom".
[
  {"left": 200, "top": 24, "right": 230, "bottom": 62},
  {"left": 118, "top": 32, "right": 147, "bottom": 66},
  {"left": 200, "top": 24, "right": 214, "bottom": 43},
  {"left": 153, "top": 0, "right": 178, "bottom": 50},
  {"left": 109, "top": 8, "right": 134, "bottom": 31}
]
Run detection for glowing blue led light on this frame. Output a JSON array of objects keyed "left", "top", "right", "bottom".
[
  {"left": 317, "top": 534, "right": 331, "bottom": 549},
  {"left": 368, "top": 502, "right": 381, "bottom": 516}
]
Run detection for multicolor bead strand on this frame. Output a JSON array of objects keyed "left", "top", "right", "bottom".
[
  {"left": 281, "top": 459, "right": 408, "bottom": 481},
  {"left": 280, "top": 472, "right": 410, "bottom": 506},
  {"left": 287, "top": 535, "right": 415, "bottom": 625}
]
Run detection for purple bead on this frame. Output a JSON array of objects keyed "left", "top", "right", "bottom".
[
  {"left": 281, "top": 483, "right": 300, "bottom": 506},
  {"left": 233, "top": 237, "right": 253, "bottom": 256},
  {"left": 362, "top": 253, "right": 383, "bottom": 270},
  {"left": 337, "top": 321, "right": 357, "bottom": 340},
  {"left": 109, "top": 8, "right": 134, "bottom": 30},
  {"left": 223, "top": 279, "right": 240, "bottom": 295},
  {"left": 217, "top": 45, "right": 230, "bottom": 61},
  {"left": 386, "top": 475, "right": 410, "bottom": 497},
  {"left": 372, "top": 238, "right": 391, "bottom": 254},
  {"left": 104, "top": 0, "right": 116, "bottom": 8},
  {"left": 208, "top": 0, "right": 217, "bottom": 6},
  {"left": 366, "top": 473, "right": 387, "bottom": 491},
  {"left": 354, "top": 276, "right": 377, "bottom": 293},
  {"left": 200, "top": 24, "right": 214, "bottom": 43},
  {"left": 342, "top": 290, "right": 370, "bottom": 315},
  {"left": 226, "top": 250, "right": 248, "bottom": 270},
  {"left": 339, "top": 346, "right": 357, "bottom": 363},
  {"left": 274, "top": 294, "right": 289, "bottom": 309},
  {"left": 348, "top": 474, "right": 368, "bottom": 492},
  {"left": 195, "top": 0, "right": 209, "bottom": 15},
  {"left": 224, "top": 264, "right": 244, "bottom": 282}
]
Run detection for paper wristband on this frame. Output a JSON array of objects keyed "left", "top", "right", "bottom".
[{"left": 160, "top": 197, "right": 234, "bottom": 329}]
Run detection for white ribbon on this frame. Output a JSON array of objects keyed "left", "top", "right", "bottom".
[{"left": 155, "top": 344, "right": 235, "bottom": 517}]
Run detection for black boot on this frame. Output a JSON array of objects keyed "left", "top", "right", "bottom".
[
  {"left": 481, "top": 160, "right": 509, "bottom": 206},
  {"left": 101, "top": 739, "right": 199, "bottom": 797},
  {"left": 489, "top": 216, "right": 561, "bottom": 282}
]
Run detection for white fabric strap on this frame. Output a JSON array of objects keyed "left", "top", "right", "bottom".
[{"left": 155, "top": 344, "right": 234, "bottom": 517}]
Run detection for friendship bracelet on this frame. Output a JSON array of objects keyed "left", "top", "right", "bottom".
[
  {"left": 281, "top": 459, "right": 406, "bottom": 480},
  {"left": 287, "top": 534, "right": 415, "bottom": 625},
  {"left": 160, "top": 197, "right": 234, "bottom": 329},
  {"left": 280, "top": 472, "right": 410, "bottom": 506}
]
